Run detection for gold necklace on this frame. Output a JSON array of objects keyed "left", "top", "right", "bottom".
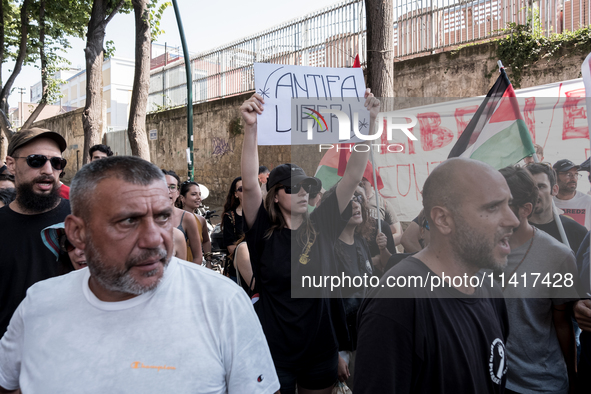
[{"left": 299, "top": 239, "right": 313, "bottom": 265}]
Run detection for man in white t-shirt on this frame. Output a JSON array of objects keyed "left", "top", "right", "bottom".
[
  {"left": 0, "top": 156, "right": 279, "bottom": 394},
  {"left": 552, "top": 159, "right": 591, "bottom": 230}
]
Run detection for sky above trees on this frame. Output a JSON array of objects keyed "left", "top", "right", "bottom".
[{"left": 3, "top": 0, "right": 341, "bottom": 108}]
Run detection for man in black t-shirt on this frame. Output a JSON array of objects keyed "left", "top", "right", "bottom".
[
  {"left": 527, "top": 163, "right": 587, "bottom": 253},
  {"left": 0, "top": 128, "right": 71, "bottom": 336},
  {"left": 355, "top": 158, "right": 519, "bottom": 393}
]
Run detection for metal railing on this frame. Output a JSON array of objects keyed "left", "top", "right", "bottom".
[
  {"left": 394, "top": 0, "right": 590, "bottom": 59},
  {"left": 149, "top": 0, "right": 590, "bottom": 109},
  {"left": 149, "top": 0, "right": 366, "bottom": 110}
]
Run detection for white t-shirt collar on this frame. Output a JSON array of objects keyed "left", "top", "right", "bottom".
[{"left": 82, "top": 257, "right": 178, "bottom": 311}]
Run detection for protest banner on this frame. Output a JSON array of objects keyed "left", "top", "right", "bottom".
[
  {"left": 254, "top": 63, "right": 368, "bottom": 145},
  {"left": 314, "top": 78, "right": 590, "bottom": 221}
]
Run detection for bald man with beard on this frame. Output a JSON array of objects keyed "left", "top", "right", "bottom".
[{"left": 354, "top": 158, "right": 519, "bottom": 394}]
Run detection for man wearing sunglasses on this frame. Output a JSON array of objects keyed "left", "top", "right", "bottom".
[
  {"left": 0, "top": 128, "right": 70, "bottom": 337},
  {"left": 553, "top": 159, "right": 591, "bottom": 230}
]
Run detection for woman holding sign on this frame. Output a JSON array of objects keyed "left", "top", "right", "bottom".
[{"left": 240, "top": 90, "right": 379, "bottom": 394}]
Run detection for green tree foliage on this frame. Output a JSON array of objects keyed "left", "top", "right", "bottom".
[
  {"left": 497, "top": 8, "right": 591, "bottom": 87},
  {"left": 0, "top": 0, "right": 91, "bottom": 137},
  {"left": 148, "top": 0, "right": 170, "bottom": 41}
]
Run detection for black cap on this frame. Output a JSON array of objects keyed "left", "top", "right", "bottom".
[
  {"left": 7, "top": 128, "right": 67, "bottom": 157},
  {"left": 579, "top": 158, "right": 590, "bottom": 172},
  {"left": 553, "top": 159, "right": 579, "bottom": 172},
  {"left": 267, "top": 163, "right": 318, "bottom": 191},
  {"left": 309, "top": 177, "right": 323, "bottom": 195}
]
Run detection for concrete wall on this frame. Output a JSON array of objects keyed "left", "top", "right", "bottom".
[
  {"left": 146, "top": 93, "right": 300, "bottom": 206},
  {"left": 394, "top": 41, "right": 587, "bottom": 97},
  {"left": 19, "top": 40, "right": 588, "bottom": 206}
]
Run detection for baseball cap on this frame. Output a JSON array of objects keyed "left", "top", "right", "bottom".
[
  {"left": 267, "top": 163, "right": 318, "bottom": 191},
  {"left": 579, "top": 158, "right": 590, "bottom": 172},
  {"left": 553, "top": 159, "right": 580, "bottom": 172},
  {"left": 309, "top": 177, "right": 323, "bottom": 196},
  {"left": 7, "top": 128, "right": 67, "bottom": 157}
]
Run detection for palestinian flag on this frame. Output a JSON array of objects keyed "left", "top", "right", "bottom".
[
  {"left": 314, "top": 53, "right": 383, "bottom": 191},
  {"left": 314, "top": 145, "right": 383, "bottom": 192},
  {"left": 448, "top": 68, "right": 535, "bottom": 169}
]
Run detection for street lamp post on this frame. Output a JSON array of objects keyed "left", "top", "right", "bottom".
[
  {"left": 18, "top": 87, "right": 26, "bottom": 128},
  {"left": 171, "top": 0, "right": 194, "bottom": 181}
]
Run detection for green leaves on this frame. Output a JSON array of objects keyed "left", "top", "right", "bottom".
[
  {"left": 496, "top": 9, "right": 591, "bottom": 87},
  {"left": 104, "top": 39, "right": 115, "bottom": 59},
  {"left": 148, "top": 0, "right": 170, "bottom": 41}
]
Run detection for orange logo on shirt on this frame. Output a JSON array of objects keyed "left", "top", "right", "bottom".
[{"left": 131, "top": 361, "right": 176, "bottom": 371}]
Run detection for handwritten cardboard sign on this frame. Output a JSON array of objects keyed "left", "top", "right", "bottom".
[{"left": 254, "top": 63, "right": 368, "bottom": 145}]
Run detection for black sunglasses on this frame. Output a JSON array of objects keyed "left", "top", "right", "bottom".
[
  {"left": 13, "top": 154, "right": 67, "bottom": 171},
  {"left": 283, "top": 183, "right": 313, "bottom": 194}
]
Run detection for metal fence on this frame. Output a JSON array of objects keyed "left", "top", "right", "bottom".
[
  {"left": 149, "top": 0, "right": 590, "bottom": 109},
  {"left": 149, "top": 0, "right": 366, "bottom": 110},
  {"left": 394, "top": 0, "right": 590, "bottom": 59}
]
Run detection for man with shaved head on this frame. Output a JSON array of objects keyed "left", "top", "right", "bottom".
[{"left": 354, "top": 158, "right": 519, "bottom": 393}]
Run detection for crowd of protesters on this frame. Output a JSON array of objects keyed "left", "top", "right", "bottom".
[{"left": 0, "top": 91, "right": 591, "bottom": 394}]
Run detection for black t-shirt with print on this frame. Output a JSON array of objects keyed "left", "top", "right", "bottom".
[
  {"left": 0, "top": 199, "right": 71, "bottom": 335},
  {"left": 354, "top": 256, "right": 510, "bottom": 393},
  {"left": 245, "top": 191, "right": 352, "bottom": 369}
]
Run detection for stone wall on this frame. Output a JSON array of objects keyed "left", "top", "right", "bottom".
[
  {"left": 22, "top": 40, "right": 588, "bottom": 206},
  {"left": 394, "top": 41, "right": 587, "bottom": 97},
  {"left": 146, "top": 93, "right": 299, "bottom": 206}
]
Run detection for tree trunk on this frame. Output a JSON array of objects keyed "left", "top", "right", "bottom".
[
  {"left": 0, "top": 0, "right": 4, "bottom": 93},
  {"left": 127, "top": 0, "right": 151, "bottom": 160},
  {"left": 82, "top": 0, "right": 107, "bottom": 165},
  {"left": 0, "top": 0, "right": 30, "bottom": 141},
  {"left": 365, "top": 0, "right": 394, "bottom": 99},
  {"left": 22, "top": 0, "right": 47, "bottom": 130},
  {"left": 82, "top": 0, "right": 126, "bottom": 164}
]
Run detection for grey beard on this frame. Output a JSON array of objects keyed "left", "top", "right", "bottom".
[{"left": 86, "top": 239, "right": 170, "bottom": 296}]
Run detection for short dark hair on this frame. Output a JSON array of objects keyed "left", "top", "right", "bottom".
[
  {"left": 161, "top": 169, "right": 181, "bottom": 187},
  {"left": 258, "top": 166, "right": 269, "bottom": 175},
  {"left": 89, "top": 144, "right": 113, "bottom": 157},
  {"left": 0, "top": 173, "right": 15, "bottom": 184},
  {"left": 499, "top": 165, "right": 538, "bottom": 215},
  {"left": 70, "top": 156, "right": 165, "bottom": 220},
  {"left": 0, "top": 188, "right": 16, "bottom": 206},
  {"left": 525, "top": 163, "right": 557, "bottom": 188}
]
